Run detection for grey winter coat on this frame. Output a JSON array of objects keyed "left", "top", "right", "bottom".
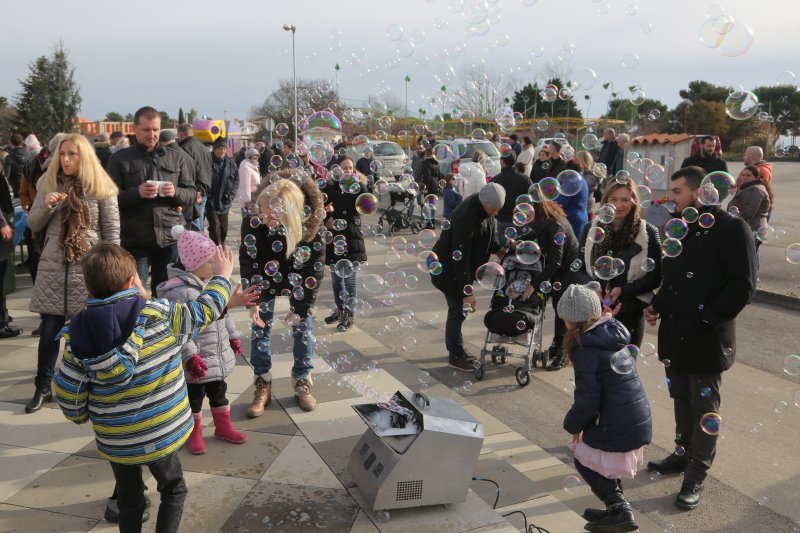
[
  {"left": 156, "top": 265, "right": 239, "bottom": 383},
  {"left": 28, "top": 181, "right": 120, "bottom": 317},
  {"left": 728, "top": 181, "right": 770, "bottom": 233}
]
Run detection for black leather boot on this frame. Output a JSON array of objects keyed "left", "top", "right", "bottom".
[
  {"left": 25, "top": 387, "right": 52, "bottom": 413},
  {"left": 647, "top": 452, "right": 689, "bottom": 474},
  {"left": 584, "top": 478, "right": 638, "bottom": 533}
]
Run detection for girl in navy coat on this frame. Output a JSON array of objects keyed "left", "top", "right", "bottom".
[{"left": 558, "top": 282, "right": 652, "bottom": 533}]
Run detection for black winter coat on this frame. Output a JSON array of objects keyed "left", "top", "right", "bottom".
[
  {"left": 239, "top": 175, "right": 325, "bottom": 318},
  {"left": 106, "top": 144, "right": 195, "bottom": 248},
  {"left": 530, "top": 159, "right": 549, "bottom": 183},
  {"left": 208, "top": 156, "right": 239, "bottom": 214},
  {"left": 680, "top": 154, "right": 728, "bottom": 175},
  {"left": 596, "top": 139, "right": 619, "bottom": 170},
  {"left": 418, "top": 158, "right": 443, "bottom": 194},
  {"left": 431, "top": 193, "right": 499, "bottom": 297},
  {"left": 168, "top": 145, "right": 196, "bottom": 222},
  {"left": 178, "top": 136, "right": 213, "bottom": 194},
  {"left": 563, "top": 318, "right": 653, "bottom": 452},
  {"left": 4, "top": 146, "right": 28, "bottom": 196},
  {"left": 651, "top": 205, "right": 756, "bottom": 374},
  {"left": 492, "top": 167, "right": 532, "bottom": 223},
  {"left": 529, "top": 214, "right": 580, "bottom": 286},
  {"left": 323, "top": 177, "right": 367, "bottom": 264}
]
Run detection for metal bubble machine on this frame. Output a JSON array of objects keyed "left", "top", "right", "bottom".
[{"left": 349, "top": 391, "right": 484, "bottom": 515}]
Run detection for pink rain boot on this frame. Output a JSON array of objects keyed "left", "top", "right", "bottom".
[
  {"left": 187, "top": 412, "right": 206, "bottom": 455},
  {"left": 211, "top": 405, "right": 247, "bottom": 444}
]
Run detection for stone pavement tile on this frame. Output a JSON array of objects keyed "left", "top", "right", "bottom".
[
  {"left": 179, "top": 428, "right": 292, "bottom": 480},
  {"left": 0, "top": 369, "right": 30, "bottom": 394},
  {"left": 0, "top": 335, "right": 41, "bottom": 350},
  {"left": 312, "top": 434, "right": 361, "bottom": 489},
  {"left": 350, "top": 510, "right": 380, "bottom": 532},
  {"left": 6, "top": 454, "right": 127, "bottom": 520},
  {"left": 471, "top": 455, "right": 542, "bottom": 508},
  {"left": 329, "top": 325, "right": 385, "bottom": 351},
  {"left": 139, "top": 471, "right": 256, "bottom": 533},
  {"left": 349, "top": 487, "right": 510, "bottom": 533},
  {"left": 496, "top": 495, "right": 588, "bottom": 533},
  {"left": 522, "top": 462, "right": 582, "bottom": 498},
  {"left": 224, "top": 361, "right": 258, "bottom": 394},
  {"left": 378, "top": 360, "right": 434, "bottom": 387},
  {"left": 0, "top": 444, "right": 70, "bottom": 503},
  {"left": 484, "top": 432, "right": 563, "bottom": 472},
  {"left": 284, "top": 396, "right": 367, "bottom": 444},
  {"left": 0, "top": 348, "right": 39, "bottom": 372},
  {"left": 333, "top": 369, "right": 409, "bottom": 398},
  {"left": 272, "top": 371, "right": 359, "bottom": 408},
  {"left": 462, "top": 524, "right": 520, "bottom": 533},
  {"left": 222, "top": 481, "right": 360, "bottom": 531},
  {"left": 261, "top": 435, "right": 343, "bottom": 489},
  {"left": 0, "top": 400, "right": 95, "bottom": 453},
  {"left": 0, "top": 374, "right": 57, "bottom": 408},
  {"left": 229, "top": 388, "right": 299, "bottom": 436},
  {"left": 264, "top": 351, "right": 335, "bottom": 380},
  {"left": 461, "top": 403, "right": 513, "bottom": 436},
  {"left": 0, "top": 503, "right": 99, "bottom": 532}
]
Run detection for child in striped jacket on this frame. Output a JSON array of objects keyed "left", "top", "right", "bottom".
[{"left": 54, "top": 242, "right": 234, "bottom": 531}]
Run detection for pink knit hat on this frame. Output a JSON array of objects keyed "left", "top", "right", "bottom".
[{"left": 172, "top": 226, "right": 216, "bottom": 272}]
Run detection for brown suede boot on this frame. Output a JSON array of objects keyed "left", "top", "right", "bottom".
[
  {"left": 292, "top": 377, "right": 317, "bottom": 411},
  {"left": 246, "top": 375, "right": 272, "bottom": 418}
]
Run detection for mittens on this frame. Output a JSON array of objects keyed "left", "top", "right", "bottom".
[
  {"left": 230, "top": 338, "right": 243, "bottom": 356},
  {"left": 186, "top": 354, "right": 208, "bottom": 381}
]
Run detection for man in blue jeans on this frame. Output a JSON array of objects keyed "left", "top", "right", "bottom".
[{"left": 430, "top": 183, "right": 506, "bottom": 371}]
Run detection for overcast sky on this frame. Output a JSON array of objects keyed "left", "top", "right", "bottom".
[{"left": 1, "top": 0, "right": 797, "bottom": 124}]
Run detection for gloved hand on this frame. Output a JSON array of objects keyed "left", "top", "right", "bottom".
[
  {"left": 186, "top": 354, "right": 208, "bottom": 381},
  {"left": 229, "top": 338, "right": 242, "bottom": 356}
]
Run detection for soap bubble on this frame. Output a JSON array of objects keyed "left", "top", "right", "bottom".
[
  {"left": 611, "top": 351, "right": 635, "bottom": 374},
  {"left": 402, "top": 337, "right": 417, "bottom": 352},
  {"left": 557, "top": 170, "right": 584, "bottom": 197},
  {"left": 513, "top": 203, "right": 536, "bottom": 226},
  {"left": 592, "top": 163, "right": 607, "bottom": 178},
  {"left": 418, "top": 229, "right": 437, "bottom": 249},
  {"left": 433, "top": 143, "right": 453, "bottom": 162},
  {"left": 593, "top": 255, "right": 617, "bottom": 281},
  {"left": 784, "top": 354, "right": 800, "bottom": 376},
  {"left": 622, "top": 52, "right": 639, "bottom": 69},
  {"left": 785, "top": 243, "right": 800, "bottom": 264},
  {"left": 385, "top": 23, "right": 404, "bottom": 42},
  {"left": 725, "top": 91, "right": 759, "bottom": 120},
  {"left": 698, "top": 213, "right": 716, "bottom": 229},
  {"left": 697, "top": 181, "right": 721, "bottom": 205},
  {"left": 471, "top": 128, "right": 487, "bottom": 141},
  {"left": 537, "top": 178, "right": 560, "bottom": 201},
  {"left": 664, "top": 218, "right": 689, "bottom": 240},
  {"left": 597, "top": 204, "right": 616, "bottom": 224},
  {"left": 476, "top": 262, "right": 505, "bottom": 290},
  {"left": 553, "top": 232, "right": 566, "bottom": 245},
  {"left": 650, "top": 471, "right": 662, "bottom": 481},
  {"left": 587, "top": 226, "right": 606, "bottom": 244},
  {"left": 682, "top": 207, "right": 700, "bottom": 224},
  {"left": 776, "top": 70, "right": 796, "bottom": 86},
  {"left": 563, "top": 475, "right": 581, "bottom": 493},
  {"left": 701, "top": 171, "right": 737, "bottom": 202},
  {"left": 417, "top": 251, "right": 438, "bottom": 273},
  {"left": 452, "top": 250, "right": 463, "bottom": 261},
  {"left": 674, "top": 445, "right": 686, "bottom": 456},
  {"left": 355, "top": 193, "right": 378, "bottom": 215},
  {"left": 515, "top": 241, "right": 542, "bottom": 265},
  {"left": 540, "top": 281, "right": 552, "bottom": 293},
  {"left": 662, "top": 238, "right": 683, "bottom": 258},
  {"left": 775, "top": 400, "right": 788, "bottom": 414},
  {"left": 362, "top": 274, "right": 384, "bottom": 294},
  {"left": 700, "top": 387, "right": 712, "bottom": 398},
  {"left": 644, "top": 164, "right": 666, "bottom": 185},
  {"left": 504, "top": 226, "right": 518, "bottom": 241},
  {"left": 700, "top": 412, "right": 722, "bottom": 435}
]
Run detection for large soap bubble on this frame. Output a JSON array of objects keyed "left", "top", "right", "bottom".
[
  {"left": 476, "top": 262, "right": 505, "bottom": 290},
  {"left": 556, "top": 170, "right": 584, "bottom": 197},
  {"left": 725, "top": 91, "right": 759, "bottom": 120}
]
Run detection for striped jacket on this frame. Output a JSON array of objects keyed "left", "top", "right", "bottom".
[{"left": 54, "top": 276, "right": 232, "bottom": 465}]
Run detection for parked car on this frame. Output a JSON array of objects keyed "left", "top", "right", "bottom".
[
  {"left": 435, "top": 139, "right": 501, "bottom": 178},
  {"left": 346, "top": 140, "right": 408, "bottom": 178}
]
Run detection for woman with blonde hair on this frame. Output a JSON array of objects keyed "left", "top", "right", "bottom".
[
  {"left": 239, "top": 170, "right": 325, "bottom": 415},
  {"left": 579, "top": 180, "right": 661, "bottom": 348},
  {"left": 25, "top": 133, "right": 121, "bottom": 413}
]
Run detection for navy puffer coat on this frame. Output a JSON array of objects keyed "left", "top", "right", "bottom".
[{"left": 563, "top": 317, "right": 652, "bottom": 453}]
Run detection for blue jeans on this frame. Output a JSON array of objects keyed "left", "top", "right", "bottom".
[
  {"left": 331, "top": 269, "right": 357, "bottom": 309},
  {"left": 34, "top": 314, "right": 67, "bottom": 389},
  {"left": 191, "top": 196, "right": 207, "bottom": 233},
  {"left": 110, "top": 451, "right": 187, "bottom": 533},
  {"left": 444, "top": 292, "right": 467, "bottom": 359},
  {"left": 250, "top": 302, "right": 313, "bottom": 379},
  {"left": 127, "top": 245, "right": 177, "bottom": 295}
]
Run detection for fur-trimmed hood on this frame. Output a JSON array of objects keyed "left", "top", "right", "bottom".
[{"left": 251, "top": 170, "right": 324, "bottom": 242}]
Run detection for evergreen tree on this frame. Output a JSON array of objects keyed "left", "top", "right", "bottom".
[
  {"left": 511, "top": 78, "right": 583, "bottom": 119},
  {"left": 178, "top": 107, "right": 185, "bottom": 125},
  {"left": 12, "top": 56, "right": 50, "bottom": 137},
  {"left": 104, "top": 112, "right": 124, "bottom": 122}
]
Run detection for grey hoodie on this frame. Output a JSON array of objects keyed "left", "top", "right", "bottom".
[{"left": 156, "top": 264, "right": 240, "bottom": 383}]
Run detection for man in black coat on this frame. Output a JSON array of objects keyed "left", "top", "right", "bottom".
[
  {"left": 207, "top": 138, "right": 239, "bottom": 245},
  {"left": 177, "top": 123, "right": 213, "bottom": 232},
  {"left": 106, "top": 106, "right": 195, "bottom": 294},
  {"left": 3, "top": 133, "right": 27, "bottom": 197},
  {"left": 608, "top": 133, "right": 629, "bottom": 177},
  {"left": 644, "top": 166, "right": 756, "bottom": 510},
  {"left": 431, "top": 183, "right": 505, "bottom": 371},
  {"left": 596, "top": 128, "right": 619, "bottom": 171},
  {"left": 680, "top": 135, "right": 728, "bottom": 174},
  {"left": 491, "top": 151, "right": 532, "bottom": 242},
  {"left": 160, "top": 130, "right": 196, "bottom": 224}
]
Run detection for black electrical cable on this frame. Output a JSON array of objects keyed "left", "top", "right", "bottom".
[
  {"left": 471, "top": 476, "right": 501, "bottom": 509},
  {"left": 472, "top": 476, "right": 552, "bottom": 533}
]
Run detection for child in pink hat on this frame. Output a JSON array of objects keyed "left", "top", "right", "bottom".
[{"left": 155, "top": 226, "right": 258, "bottom": 454}]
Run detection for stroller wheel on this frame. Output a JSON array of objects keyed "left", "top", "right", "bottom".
[
  {"left": 491, "top": 345, "right": 507, "bottom": 365},
  {"left": 474, "top": 363, "right": 484, "bottom": 381},
  {"left": 515, "top": 367, "right": 531, "bottom": 387},
  {"left": 411, "top": 220, "right": 423, "bottom": 234}
]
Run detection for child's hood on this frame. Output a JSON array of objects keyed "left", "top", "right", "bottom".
[
  {"left": 155, "top": 264, "right": 204, "bottom": 298},
  {"left": 581, "top": 317, "right": 631, "bottom": 352}
]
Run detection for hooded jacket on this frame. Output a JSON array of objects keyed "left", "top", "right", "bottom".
[
  {"left": 240, "top": 173, "right": 325, "bottom": 318},
  {"left": 53, "top": 277, "right": 232, "bottom": 464},
  {"left": 27, "top": 180, "right": 120, "bottom": 317},
  {"left": 563, "top": 317, "right": 653, "bottom": 453},
  {"left": 208, "top": 155, "right": 239, "bottom": 214},
  {"left": 156, "top": 265, "right": 239, "bottom": 383},
  {"left": 106, "top": 144, "right": 195, "bottom": 248},
  {"left": 323, "top": 172, "right": 368, "bottom": 264}
]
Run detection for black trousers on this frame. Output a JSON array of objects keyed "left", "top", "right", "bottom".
[
  {"left": 109, "top": 452, "right": 187, "bottom": 533},
  {"left": 616, "top": 305, "right": 646, "bottom": 348},
  {"left": 206, "top": 211, "right": 229, "bottom": 245},
  {"left": 666, "top": 367, "right": 722, "bottom": 483},
  {"left": 186, "top": 380, "right": 229, "bottom": 413}
]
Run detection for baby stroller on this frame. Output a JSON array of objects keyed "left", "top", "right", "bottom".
[
  {"left": 378, "top": 181, "right": 423, "bottom": 235},
  {"left": 473, "top": 250, "right": 547, "bottom": 387}
]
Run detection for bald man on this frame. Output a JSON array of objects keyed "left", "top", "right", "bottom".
[{"left": 740, "top": 146, "right": 772, "bottom": 189}]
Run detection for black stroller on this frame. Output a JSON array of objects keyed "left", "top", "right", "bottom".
[
  {"left": 378, "top": 181, "right": 423, "bottom": 235},
  {"left": 473, "top": 250, "right": 547, "bottom": 387}
]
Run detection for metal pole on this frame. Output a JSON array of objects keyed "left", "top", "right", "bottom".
[
  {"left": 292, "top": 28, "right": 298, "bottom": 150},
  {"left": 405, "top": 76, "right": 409, "bottom": 153}
]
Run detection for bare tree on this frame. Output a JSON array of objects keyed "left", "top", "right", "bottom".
[
  {"left": 446, "top": 64, "right": 517, "bottom": 120},
  {"left": 249, "top": 78, "right": 341, "bottom": 139}
]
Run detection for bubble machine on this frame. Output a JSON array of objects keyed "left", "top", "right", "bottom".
[{"left": 349, "top": 391, "right": 484, "bottom": 514}]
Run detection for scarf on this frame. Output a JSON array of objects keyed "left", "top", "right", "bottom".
[
  {"left": 590, "top": 211, "right": 641, "bottom": 267},
  {"left": 59, "top": 175, "right": 93, "bottom": 264}
]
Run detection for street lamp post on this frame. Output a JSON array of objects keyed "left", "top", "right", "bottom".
[
  {"left": 405, "top": 75, "right": 411, "bottom": 153},
  {"left": 282, "top": 23, "right": 298, "bottom": 150},
  {"left": 335, "top": 63, "right": 340, "bottom": 100}
]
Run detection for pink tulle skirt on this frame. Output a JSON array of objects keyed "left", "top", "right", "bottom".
[{"left": 569, "top": 438, "right": 645, "bottom": 480}]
